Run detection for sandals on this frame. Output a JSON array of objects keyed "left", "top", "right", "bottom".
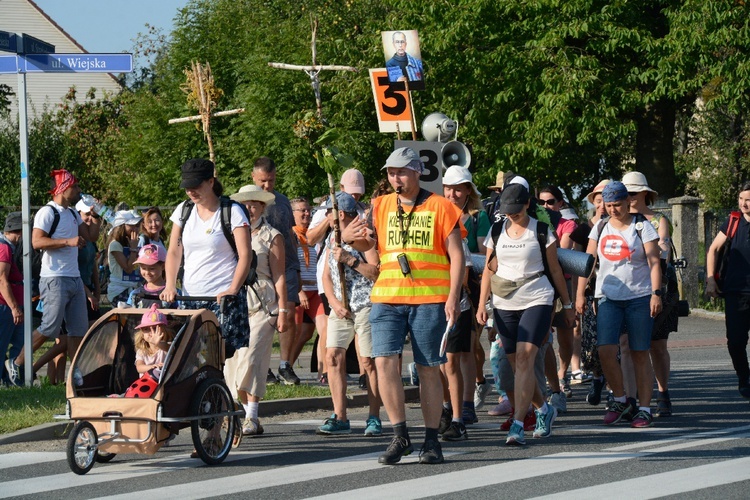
[
  {"left": 655, "top": 391, "right": 672, "bottom": 417},
  {"left": 190, "top": 437, "right": 221, "bottom": 459}
]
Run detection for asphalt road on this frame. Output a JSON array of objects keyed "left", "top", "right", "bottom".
[{"left": 2, "top": 313, "right": 750, "bottom": 499}]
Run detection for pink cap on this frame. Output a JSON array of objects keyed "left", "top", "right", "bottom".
[
  {"left": 340, "top": 169, "right": 365, "bottom": 195},
  {"left": 135, "top": 303, "right": 168, "bottom": 330},
  {"left": 134, "top": 244, "right": 167, "bottom": 266}
]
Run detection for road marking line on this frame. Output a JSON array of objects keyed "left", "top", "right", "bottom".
[
  {"left": 0, "top": 452, "right": 66, "bottom": 469},
  {"left": 604, "top": 424, "right": 750, "bottom": 451},
  {"left": 566, "top": 425, "right": 682, "bottom": 434},
  {"left": 531, "top": 456, "right": 750, "bottom": 499}
]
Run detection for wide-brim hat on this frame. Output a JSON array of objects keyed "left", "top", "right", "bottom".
[
  {"left": 586, "top": 179, "right": 611, "bottom": 204},
  {"left": 443, "top": 165, "right": 481, "bottom": 196},
  {"left": 4, "top": 211, "right": 22, "bottom": 232},
  {"left": 497, "top": 183, "right": 530, "bottom": 214},
  {"left": 622, "top": 171, "right": 657, "bottom": 203},
  {"left": 230, "top": 184, "right": 276, "bottom": 206}
]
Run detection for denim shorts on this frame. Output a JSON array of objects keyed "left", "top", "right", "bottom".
[
  {"left": 38, "top": 276, "right": 88, "bottom": 338},
  {"left": 596, "top": 295, "right": 653, "bottom": 351},
  {"left": 370, "top": 302, "right": 446, "bottom": 367}
]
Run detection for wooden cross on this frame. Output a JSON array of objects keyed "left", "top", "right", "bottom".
[{"left": 168, "top": 61, "right": 244, "bottom": 167}]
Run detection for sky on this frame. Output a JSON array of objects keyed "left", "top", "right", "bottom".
[{"left": 32, "top": 0, "right": 190, "bottom": 54}]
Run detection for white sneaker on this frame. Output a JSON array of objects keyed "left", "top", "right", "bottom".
[
  {"left": 474, "top": 380, "right": 492, "bottom": 410},
  {"left": 548, "top": 392, "right": 567, "bottom": 414}
]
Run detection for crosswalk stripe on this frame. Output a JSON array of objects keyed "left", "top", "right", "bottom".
[
  {"left": 0, "top": 452, "right": 65, "bottom": 469},
  {"left": 530, "top": 456, "right": 750, "bottom": 499},
  {"left": 566, "top": 425, "right": 682, "bottom": 434},
  {"left": 91, "top": 451, "right": 464, "bottom": 500},
  {"left": 0, "top": 450, "right": 283, "bottom": 499}
]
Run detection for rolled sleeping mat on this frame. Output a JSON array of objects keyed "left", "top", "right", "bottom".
[{"left": 558, "top": 248, "right": 595, "bottom": 278}]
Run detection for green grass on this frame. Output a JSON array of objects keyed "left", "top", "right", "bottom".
[{"left": 264, "top": 383, "right": 330, "bottom": 400}]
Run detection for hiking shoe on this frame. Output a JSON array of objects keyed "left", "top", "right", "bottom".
[
  {"left": 4, "top": 358, "right": 21, "bottom": 387},
  {"left": 474, "top": 380, "right": 492, "bottom": 410},
  {"left": 587, "top": 377, "right": 605, "bottom": 406},
  {"left": 266, "top": 369, "right": 279, "bottom": 385},
  {"left": 631, "top": 410, "right": 654, "bottom": 428},
  {"left": 364, "top": 416, "right": 382, "bottom": 437},
  {"left": 548, "top": 392, "right": 567, "bottom": 414},
  {"left": 316, "top": 414, "right": 351, "bottom": 435},
  {"left": 438, "top": 407, "right": 452, "bottom": 434},
  {"left": 505, "top": 421, "right": 526, "bottom": 446},
  {"left": 408, "top": 362, "right": 419, "bottom": 386},
  {"left": 242, "top": 417, "right": 264, "bottom": 436},
  {"left": 358, "top": 374, "right": 367, "bottom": 390},
  {"left": 570, "top": 370, "right": 593, "bottom": 384},
  {"left": 655, "top": 392, "right": 672, "bottom": 417},
  {"left": 419, "top": 438, "right": 444, "bottom": 464},
  {"left": 562, "top": 378, "right": 573, "bottom": 398},
  {"left": 488, "top": 398, "right": 513, "bottom": 416},
  {"left": 604, "top": 400, "right": 635, "bottom": 425},
  {"left": 442, "top": 421, "right": 468, "bottom": 441},
  {"left": 278, "top": 365, "right": 300, "bottom": 385},
  {"left": 462, "top": 407, "right": 478, "bottom": 425},
  {"left": 378, "top": 436, "right": 413, "bottom": 464},
  {"left": 533, "top": 406, "right": 557, "bottom": 438}
]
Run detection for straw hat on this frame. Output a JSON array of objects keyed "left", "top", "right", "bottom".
[
  {"left": 586, "top": 179, "right": 611, "bottom": 204},
  {"left": 230, "top": 185, "right": 276, "bottom": 206}
]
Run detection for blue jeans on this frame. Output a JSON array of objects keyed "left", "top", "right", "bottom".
[
  {"left": 370, "top": 303, "right": 446, "bottom": 367},
  {"left": 0, "top": 304, "right": 24, "bottom": 384},
  {"left": 597, "top": 295, "right": 653, "bottom": 351}
]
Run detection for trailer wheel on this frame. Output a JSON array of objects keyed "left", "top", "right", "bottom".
[
  {"left": 67, "top": 421, "right": 98, "bottom": 475},
  {"left": 190, "top": 378, "right": 233, "bottom": 465}
]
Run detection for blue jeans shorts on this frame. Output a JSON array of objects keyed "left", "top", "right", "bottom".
[
  {"left": 370, "top": 302, "right": 447, "bottom": 367},
  {"left": 596, "top": 295, "right": 653, "bottom": 351}
]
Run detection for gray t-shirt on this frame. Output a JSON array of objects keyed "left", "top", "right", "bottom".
[
  {"left": 590, "top": 216, "right": 658, "bottom": 300},
  {"left": 264, "top": 191, "right": 300, "bottom": 272}
]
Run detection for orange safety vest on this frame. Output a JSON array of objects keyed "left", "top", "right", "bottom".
[{"left": 371, "top": 191, "right": 464, "bottom": 304}]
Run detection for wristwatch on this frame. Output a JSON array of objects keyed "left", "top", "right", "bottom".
[
  {"left": 652, "top": 289, "right": 663, "bottom": 297},
  {"left": 351, "top": 259, "right": 361, "bottom": 269},
  {"left": 562, "top": 302, "right": 573, "bottom": 310}
]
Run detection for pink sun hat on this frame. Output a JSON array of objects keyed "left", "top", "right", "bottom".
[
  {"left": 134, "top": 243, "right": 167, "bottom": 266},
  {"left": 135, "top": 303, "right": 168, "bottom": 330}
]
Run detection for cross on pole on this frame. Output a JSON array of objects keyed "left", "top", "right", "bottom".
[{"left": 268, "top": 17, "right": 357, "bottom": 310}]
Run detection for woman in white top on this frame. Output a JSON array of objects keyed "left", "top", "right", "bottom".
[
  {"left": 476, "top": 184, "right": 574, "bottom": 446},
  {"left": 106, "top": 210, "right": 143, "bottom": 305}
]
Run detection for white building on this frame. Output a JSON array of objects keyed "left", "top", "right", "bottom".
[{"left": 0, "top": 0, "right": 123, "bottom": 118}]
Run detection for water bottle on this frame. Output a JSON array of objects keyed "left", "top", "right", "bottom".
[{"left": 81, "top": 194, "right": 115, "bottom": 224}]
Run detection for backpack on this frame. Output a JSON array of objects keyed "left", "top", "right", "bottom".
[
  {"left": 178, "top": 196, "right": 257, "bottom": 285},
  {"left": 714, "top": 211, "right": 741, "bottom": 295}
]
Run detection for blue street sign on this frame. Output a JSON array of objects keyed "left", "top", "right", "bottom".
[
  {"left": 0, "top": 55, "right": 18, "bottom": 73},
  {"left": 21, "top": 33, "right": 54, "bottom": 54},
  {"left": 24, "top": 53, "right": 133, "bottom": 73},
  {"left": 0, "top": 31, "right": 17, "bottom": 53}
]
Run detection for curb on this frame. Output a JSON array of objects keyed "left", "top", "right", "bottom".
[{"left": 0, "top": 386, "right": 420, "bottom": 445}]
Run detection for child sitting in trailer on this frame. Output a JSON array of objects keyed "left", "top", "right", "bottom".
[{"left": 134, "top": 304, "right": 174, "bottom": 380}]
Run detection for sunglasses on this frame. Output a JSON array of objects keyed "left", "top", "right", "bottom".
[
  {"left": 539, "top": 198, "right": 558, "bottom": 206},
  {"left": 628, "top": 192, "right": 638, "bottom": 196}
]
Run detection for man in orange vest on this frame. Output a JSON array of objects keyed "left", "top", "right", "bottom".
[{"left": 366, "top": 147, "right": 465, "bottom": 465}]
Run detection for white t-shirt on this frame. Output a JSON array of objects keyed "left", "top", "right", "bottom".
[
  {"left": 107, "top": 240, "right": 142, "bottom": 302},
  {"left": 34, "top": 202, "right": 82, "bottom": 278},
  {"left": 590, "top": 216, "right": 658, "bottom": 300},
  {"left": 170, "top": 201, "right": 250, "bottom": 296},
  {"left": 483, "top": 218, "right": 557, "bottom": 310}
]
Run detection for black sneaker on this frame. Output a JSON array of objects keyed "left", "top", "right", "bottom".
[
  {"left": 266, "top": 369, "right": 279, "bottom": 385},
  {"left": 419, "top": 438, "right": 444, "bottom": 464},
  {"left": 438, "top": 407, "right": 452, "bottom": 434},
  {"left": 587, "top": 377, "right": 604, "bottom": 406},
  {"left": 278, "top": 365, "right": 300, "bottom": 385},
  {"left": 739, "top": 383, "right": 750, "bottom": 399},
  {"left": 562, "top": 378, "right": 573, "bottom": 398},
  {"left": 378, "top": 436, "right": 413, "bottom": 465},
  {"left": 359, "top": 374, "right": 367, "bottom": 390},
  {"left": 442, "top": 421, "right": 468, "bottom": 441}
]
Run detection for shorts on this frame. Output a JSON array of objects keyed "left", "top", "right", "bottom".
[
  {"left": 296, "top": 290, "right": 326, "bottom": 324},
  {"left": 445, "top": 308, "right": 473, "bottom": 354},
  {"left": 596, "top": 295, "right": 652, "bottom": 351},
  {"left": 185, "top": 287, "right": 250, "bottom": 353},
  {"left": 370, "top": 302, "right": 446, "bottom": 367},
  {"left": 493, "top": 305, "right": 554, "bottom": 354},
  {"left": 38, "top": 276, "right": 88, "bottom": 338},
  {"left": 285, "top": 269, "right": 300, "bottom": 304},
  {"left": 326, "top": 306, "right": 373, "bottom": 358}
]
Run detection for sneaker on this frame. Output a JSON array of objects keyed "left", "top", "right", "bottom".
[
  {"left": 505, "top": 421, "right": 526, "bottom": 446},
  {"left": 488, "top": 398, "right": 513, "bottom": 416},
  {"left": 419, "top": 438, "right": 444, "bottom": 464},
  {"left": 438, "top": 407, "right": 452, "bottom": 434},
  {"left": 622, "top": 397, "right": 638, "bottom": 421},
  {"left": 631, "top": 409, "right": 654, "bottom": 428},
  {"left": 278, "top": 365, "right": 300, "bottom": 385},
  {"left": 561, "top": 378, "right": 573, "bottom": 398},
  {"left": 603, "top": 399, "right": 635, "bottom": 425},
  {"left": 548, "top": 392, "right": 567, "bottom": 414},
  {"left": 655, "top": 392, "right": 672, "bottom": 418},
  {"left": 358, "top": 374, "right": 367, "bottom": 390},
  {"left": 408, "top": 362, "right": 419, "bottom": 386},
  {"left": 587, "top": 377, "right": 605, "bottom": 406},
  {"left": 462, "top": 407, "right": 478, "bottom": 425},
  {"left": 570, "top": 370, "right": 593, "bottom": 384},
  {"left": 378, "top": 436, "right": 413, "bottom": 464},
  {"left": 739, "top": 384, "right": 750, "bottom": 399},
  {"left": 316, "top": 414, "right": 351, "bottom": 435},
  {"left": 474, "top": 380, "right": 492, "bottom": 410},
  {"left": 442, "top": 421, "right": 468, "bottom": 441},
  {"left": 500, "top": 409, "right": 536, "bottom": 431},
  {"left": 266, "top": 369, "right": 279, "bottom": 385},
  {"left": 4, "top": 358, "right": 21, "bottom": 387},
  {"left": 533, "top": 406, "right": 557, "bottom": 438},
  {"left": 364, "top": 416, "right": 382, "bottom": 437},
  {"left": 242, "top": 417, "right": 264, "bottom": 436},
  {"left": 319, "top": 372, "right": 328, "bottom": 385}
]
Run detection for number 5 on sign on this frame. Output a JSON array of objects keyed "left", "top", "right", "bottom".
[{"left": 369, "top": 68, "right": 415, "bottom": 133}]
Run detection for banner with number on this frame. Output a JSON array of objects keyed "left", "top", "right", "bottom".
[
  {"left": 394, "top": 140, "right": 443, "bottom": 195},
  {"left": 369, "top": 68, "right": 415, "bottom": 133}
]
